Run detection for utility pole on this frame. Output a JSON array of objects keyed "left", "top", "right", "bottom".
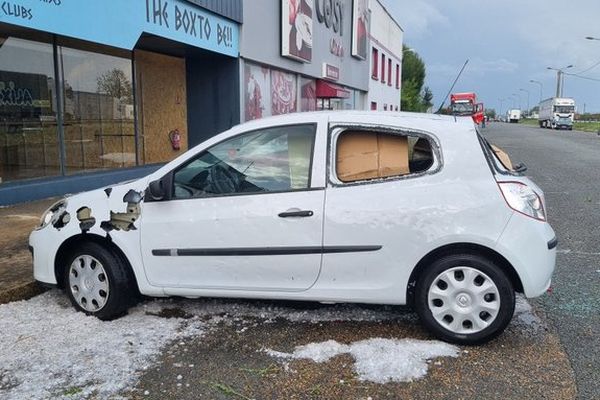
[{"left": 547, "top": 65, "right": 573, "bottom": 97}]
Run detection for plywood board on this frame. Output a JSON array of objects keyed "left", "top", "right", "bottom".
[{"left": 135, "top": 50, "right": 188, "bottom": 164}]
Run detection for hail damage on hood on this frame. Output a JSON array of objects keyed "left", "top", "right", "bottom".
[
  {"left": 101, "top": 189, "right": 144, "bottom": 233},
  {"left": 76, "top": 207, "right": 96, "bottom": 233}
]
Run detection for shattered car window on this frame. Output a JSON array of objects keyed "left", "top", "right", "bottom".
[
  {"left": 335, "top": 130, "right": 434, "bottom": 183},
  {"left": 173, "top": 124, "right": 315, "bottom": 199}
]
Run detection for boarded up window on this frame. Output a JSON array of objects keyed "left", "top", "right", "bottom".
[{"left": 336, "top": 131, "right": 434, "bottom": 183}]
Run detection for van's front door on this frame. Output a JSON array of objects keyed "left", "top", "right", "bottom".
[{"left": 140, "top": 123, "right": 325, "bottom": 292}]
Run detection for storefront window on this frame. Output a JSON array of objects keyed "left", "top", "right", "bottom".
[
  {"left": 0, "top": 35, "right": 58, "bottom": 183},
  {"left": 59, "top": 46, "right": 134, "bottom": 174}
]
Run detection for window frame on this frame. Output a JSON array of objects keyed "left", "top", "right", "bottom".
[
  {"left": 396, "top": 64, "right": 400, "bottom": 89},
  {"left": 371, "top": 47, "right": 379, "bottom": 80},
  {"left": 381, "top": 53, "right": 386, "bottom": 84},
  {"left": 388, "top": 58, "right": 393, "bottom": 87},
  {"left": 327, "top": 124, "right": 443, "bottom": 188},
  {"left": 167, "top": 123, "right": 319, "bottom": 201}
]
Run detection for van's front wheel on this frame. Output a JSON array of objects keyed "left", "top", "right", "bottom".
[
  {"left": 64, "top": 242, "right": 134, "bottom": 320},
  {"left": 415, "top": 254, "right": 515, "bottom": 345}
]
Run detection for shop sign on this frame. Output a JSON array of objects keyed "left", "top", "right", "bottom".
[
  {"left": 0, "top": 0, "right": 239, "bottom": 57},
  {"left": 281, "top": 0, "right": 313, "bottom": 63},
  {"left": 351, "top": 0, "right": 368, "bottom": 60},
  {"left": 322, "top": 63, "right": 340, "bottom": 81}
]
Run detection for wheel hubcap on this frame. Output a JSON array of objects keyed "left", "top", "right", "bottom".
[
  {"left": 427, "top": 266, "right": 500, "bottom": 334},
  {"left": 68, "top": 255, "right": 109, "bottom": 312}
]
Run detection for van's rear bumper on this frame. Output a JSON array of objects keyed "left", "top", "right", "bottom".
[{"left": 496, "top": 213, "right": 557, "bottom": 298}]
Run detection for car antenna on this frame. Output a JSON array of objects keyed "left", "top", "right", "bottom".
[{"left": 435, "top": 59, "right": 470, "bottom": 116}]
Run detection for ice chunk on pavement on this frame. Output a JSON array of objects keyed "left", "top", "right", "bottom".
[{"left": 266, "top": 338, "right": 459, "bottom": 383}]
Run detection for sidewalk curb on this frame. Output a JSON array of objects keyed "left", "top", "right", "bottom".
[{"left": 0, "top": 281, "right": 47, "bottom": 305}]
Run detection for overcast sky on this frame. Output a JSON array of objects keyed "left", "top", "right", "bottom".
[{"left": 381, "top": 0, "right": 600, "bottom": 114}]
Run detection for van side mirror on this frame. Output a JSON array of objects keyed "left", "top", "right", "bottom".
[{"left": 148, "top": 179, "right": 166, "bottom": 201}]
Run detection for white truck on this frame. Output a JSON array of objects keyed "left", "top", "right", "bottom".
[
  {"left": 507, "top": 109, "right": 521, "bottom": 123},
  {"left": 538, "top": 97, "right": 575, "bottom": 130}
]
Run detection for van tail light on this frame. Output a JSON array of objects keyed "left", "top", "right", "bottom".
[{"left": 498, "top": 182, "right": 546, "bottom": 221}]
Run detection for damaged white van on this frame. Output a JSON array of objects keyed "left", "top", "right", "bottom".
[{"left": 30, "top": 111, "right": 557, "bottom": 344}]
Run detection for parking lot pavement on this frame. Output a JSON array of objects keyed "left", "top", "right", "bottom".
[
  {"left": 0, "top": 290, "right": 576, "bottom": 400},
  {"left": 0, "top": 198, "right": 56, "bottom": 304},
  {"left": 483, "top": 122, "right": 600, "bottom": 400}
]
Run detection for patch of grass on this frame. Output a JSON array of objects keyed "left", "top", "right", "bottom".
[
  {"left": 210, "top": 382, "right": 253, "bottom": 400},
  {"left": 239, "top": 364, "right": 279, "bottom": 378},
  {"left": 574, "top": 121, "right": 600, "bottom": 133},
  {"left": 61, "top": 386, "right": 83, "bottom": 396}
]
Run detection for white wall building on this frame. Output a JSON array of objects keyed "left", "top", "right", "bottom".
[{"left": 367, "top": 0, "right": 403, "bottom": 112}]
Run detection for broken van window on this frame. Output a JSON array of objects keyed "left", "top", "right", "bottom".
[
  {"left": 335, "top": 130, "right": 434, "bottom": 183},
  {"left": 172, "top": 124, "right": 316, "bottom": 199},
  {"left": 490, "top": 145, "right": 514, "bottom": 171}
]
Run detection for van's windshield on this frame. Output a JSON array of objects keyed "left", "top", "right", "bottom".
[
  {"left": 451, "top": 102, "right": 474, "bottom": 115},
  {"left": 554, "top": 106, "right": 575, "bottom": 113}
]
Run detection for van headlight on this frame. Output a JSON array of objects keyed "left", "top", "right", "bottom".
[{"left": 38, "top": 199, "right": 67, "bottom": 230}]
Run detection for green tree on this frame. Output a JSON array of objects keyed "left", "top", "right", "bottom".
[
  {"left": 401, "top": 46, "right": 432, "bottom": 112},
  {"left": 96, "top": 68, "right": 133, "bottom": 104},
  {"left": 485, "top": 109, "right": 497, "bottom": 119},
  {"left": 422, "top": 86, "right": 433, "bottom": 111}
]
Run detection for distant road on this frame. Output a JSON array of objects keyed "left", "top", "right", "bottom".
[{"left": 483, "top": 122, "right": 600, "bottom": 400}]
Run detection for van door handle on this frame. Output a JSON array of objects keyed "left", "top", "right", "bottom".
[{"left": 278, "top": 210, "right": 314, "bottom": 218}]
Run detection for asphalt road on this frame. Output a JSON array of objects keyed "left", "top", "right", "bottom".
[{"left": 483, "top": 122, "right": 600, "bottom": 400}]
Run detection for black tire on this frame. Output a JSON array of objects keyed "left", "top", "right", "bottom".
[
  {"left": 63, "top": 241, "right": 135, "bottom": 320},
  {"left": 414, "top": 253, "right": 515, "bottom": 345}
]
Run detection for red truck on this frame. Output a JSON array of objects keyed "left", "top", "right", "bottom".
[{"left": 450, "top": 92, "right": 484, "bottom": 125}]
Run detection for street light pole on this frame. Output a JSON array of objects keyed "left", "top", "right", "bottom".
[
  {"left": 512, "top": 92, "right": 522, "bottom": 110},
  {"left": 529, "top": 79, "right": 543, "bottom": 104},
  {"left": 547, "top": 65, "right": 573, "bottom": 97},
  {"left": 519, "top": 88, "right": 530, "bottom": 116},
  {"left": 498, "top": 98, "right": 505, "bottom": 116}
]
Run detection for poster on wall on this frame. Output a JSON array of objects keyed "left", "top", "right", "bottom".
[
  {"left": 300, "top": 78, "right": 317, "bottom": 112},
  {"left": 244, "top": 63, "right": 272, "bottom": 121},
  {"left": 271, "top": 70, "right": 297, "bottom": 115},
  {"left": 281, "top": 0, "right": 313, "bottom": 63},
  {"left": 352, "top": 0, "right": 369, "bottom": 60}
]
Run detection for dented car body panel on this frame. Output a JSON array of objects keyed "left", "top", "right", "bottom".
[{"left": 30, "top": 111, "right": 556, "bottom": 305}]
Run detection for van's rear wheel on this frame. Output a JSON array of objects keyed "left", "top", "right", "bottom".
[
  {"left": 415, "top": 254, "right": 515, "bottom": 345},
  {"left": 64, "top": 242, "right": 134, "bottom": 320}
]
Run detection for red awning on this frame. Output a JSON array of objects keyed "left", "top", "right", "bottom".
[{"left": 316, "top": 80, "right": 351, "bottom": 99}]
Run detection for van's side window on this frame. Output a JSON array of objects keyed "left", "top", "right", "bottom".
[
  {"left": 335, "top": 130, "right": 434, "bottom": 183},
  {"left": 173, "top": 124, "right": 315, "bottom": 199}
]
